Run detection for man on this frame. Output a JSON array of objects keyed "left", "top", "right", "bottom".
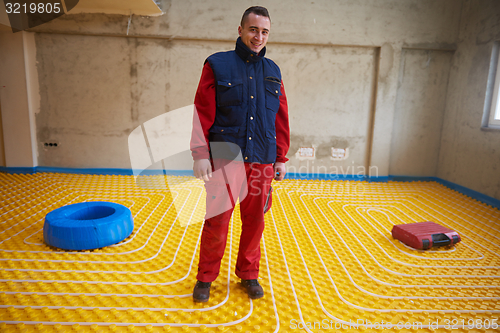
[{"left": 190, "top": 6, "right": 290, "bottom": 303}]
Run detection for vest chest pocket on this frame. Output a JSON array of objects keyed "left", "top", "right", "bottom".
[
  {"left": 265, "top": 79, "right": 281, "bottom": 112},
  {"left": 217, "top": 80, "right": 243, "bottom": 107}
]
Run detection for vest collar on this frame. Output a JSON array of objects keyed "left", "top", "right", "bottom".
[{"left": 235, "top": 37, "right": 266, "bottom": 63}]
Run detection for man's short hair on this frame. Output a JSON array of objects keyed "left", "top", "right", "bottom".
[{"left": 240, "top": 6, "right": 271, "bottom": 27}]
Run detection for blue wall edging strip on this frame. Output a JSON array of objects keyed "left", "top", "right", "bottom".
[
  {"left": 0, "top": 167, "right": 37, "bottom": 174},
  {"left": 138, "top": 169, "right": 195, "bottom": 177},
  {"left": 1, "top": 167, "right": 195, "bottom": 177},
  {"left": 1, "top": 167, "right": 498, "bottom": 209},
  {"left": 386, "top": 176, "right": 437, "bottom": 183},
  {"left": 36, "top": 167, "right": 134, "bottom": 175},
  {"left": 285, "top": 172, "right": 365, "bottom": 181}
]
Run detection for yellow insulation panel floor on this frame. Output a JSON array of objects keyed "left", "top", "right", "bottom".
[{"left": 0, "top": 172, "right": 499, "bottom": 332}]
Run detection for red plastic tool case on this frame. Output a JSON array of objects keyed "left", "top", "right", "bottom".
[{"left": 392, "top": 221, "right": 461, "bottom": 250}]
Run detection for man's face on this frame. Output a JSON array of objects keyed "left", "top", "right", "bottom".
[{"left": 238, "top": 13, "right": 271, "bottom": 54}]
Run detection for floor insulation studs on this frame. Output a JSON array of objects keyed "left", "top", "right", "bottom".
[{"left": 0, "top": 172, "right": 499, "bottom": 332}]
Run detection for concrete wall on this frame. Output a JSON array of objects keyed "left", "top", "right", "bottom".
[
  {"left": 437, "top": 0, "right": 500, "bottom": 200},
  {"left": 18, "top": 0, "right": 463, "bottom": 175},
  {"left": 390, "top": 49, "right": 453, "bottom": 176},
  {"left": 270, "top": 45, "right": 378, "bottom": 176},
  {"left": 35, "top": 35, "right": 228, "bottom": 168},
  {"left": 0, "top": 102, "right": 5, "bottom": 167},
  {"left": 0, "top": 32, "right": 38, "bottom": 168}
]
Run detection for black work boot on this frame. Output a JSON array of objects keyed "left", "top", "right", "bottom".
[
  {"left": 241, "top": 279, "right": 264, "bottom": 299},
  {"left": 193, "top": 281, "right": 211, "bottom": 303}
]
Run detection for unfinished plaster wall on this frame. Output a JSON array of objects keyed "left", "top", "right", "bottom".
[
  {"left": 0, "top": 103, "right": 5, "bottom": 167},
  {"left": 36, "top": 34, "right": 230, "bottom": 168},
  {"left": 271, "top": 45, "right": 377, "bottom": 176},
  {"left": 437, "top": 0, "right": 500, "bottom": 200},
  {"left": 26, "top": 0, "right": 463, "bottom": 173},
  {"left": 389, "top": 49, "right": 453, "bottom": 176},
  {"left": 0, "top": 32, "right": 37, "bottom": 168}
]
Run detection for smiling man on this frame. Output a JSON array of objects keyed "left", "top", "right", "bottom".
[{"left": 190, "top": 6, "right": 290, "bottom": 303}]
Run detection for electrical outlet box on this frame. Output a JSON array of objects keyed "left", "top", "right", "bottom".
[
  {"left": 331, "top": 147, "right": 348, "bottom": 160},
  {"left": 299, "top": 147, "right": 315, "bottom": 158}
]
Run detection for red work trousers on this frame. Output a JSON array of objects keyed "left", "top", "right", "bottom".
[{"left": 196, "top": 159, "right": 274, "bottom": 282}]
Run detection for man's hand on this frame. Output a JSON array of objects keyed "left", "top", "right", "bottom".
[
  {"left": 274, "top": 162, "right": 286, "bottom": 181},
  {"left": 193, "top": 159, "right": 212, "bottom": 181}
]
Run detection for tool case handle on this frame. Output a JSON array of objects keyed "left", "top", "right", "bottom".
[{"left": 432, "top": 233, "right": 451, "bottom": 246}]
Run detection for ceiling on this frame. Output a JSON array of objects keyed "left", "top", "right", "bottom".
[
  {"left": 0, "top": 0, "right": 162, "bottom": 31},
  {"left": 68, "top": 0, "right": 163, "bottom": 16}
]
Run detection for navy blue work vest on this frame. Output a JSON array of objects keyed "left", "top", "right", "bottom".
[{"left": 206, "top": 38, "right": 282, "bottom": 164}]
